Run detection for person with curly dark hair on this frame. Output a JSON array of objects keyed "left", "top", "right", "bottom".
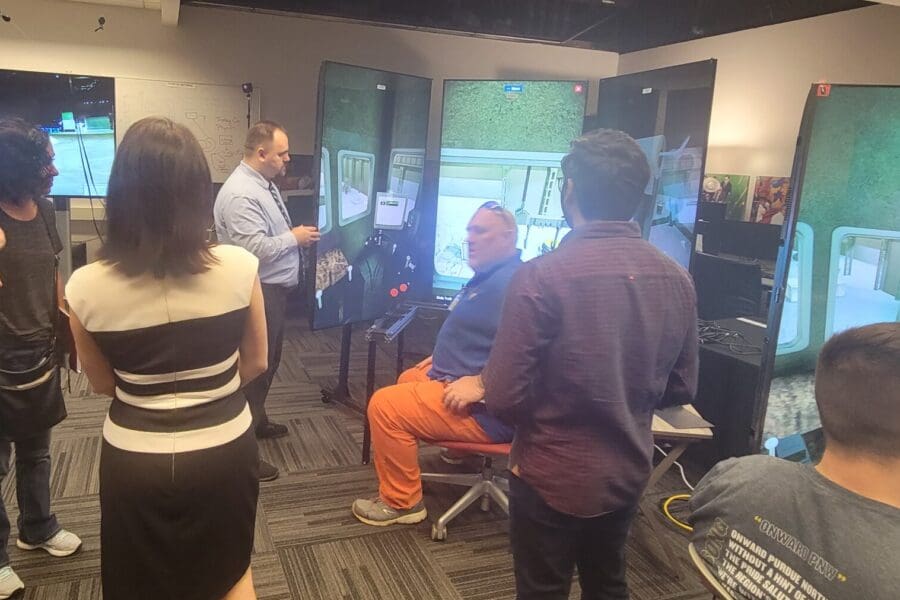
[{"left": 0, "top": 117, "right": 82, "bottom": 599}]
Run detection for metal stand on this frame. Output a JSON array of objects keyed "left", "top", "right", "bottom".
[
  {"left": 319, "top": 305, "right": 419, "bottom": 464},
  {"left": 321, "top": 323, "right": 353, "bottom": 405},
  {"left": 360, "top": 304, "right": 419, "bottom": 464}
]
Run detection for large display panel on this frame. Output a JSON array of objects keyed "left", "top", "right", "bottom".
[
  {"left": 0, "top": 69, "right": 115, "bottom": 197},
  {"left": 757, "top": 84, "right": 900, "bottom": 462},
  {"left": 311, "top": 62, "right": 431, "bottom": 329},
  {"left": 432, "top": 80, "right": 587, "bottom": 299},
  {"left": 592, "top": 60, "right": 717, "bottom": 270}
]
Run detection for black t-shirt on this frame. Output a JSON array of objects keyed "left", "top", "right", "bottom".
[{"left": 0, "top": 199, "right": 63, "bottom": 344}]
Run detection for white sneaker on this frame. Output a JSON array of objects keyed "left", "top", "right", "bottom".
[
  {"left": 0, "top": 565, "right": 24, "bottom": 599},
  {"left": 16, "top": 529, "right": 82, "bottom": 557}
]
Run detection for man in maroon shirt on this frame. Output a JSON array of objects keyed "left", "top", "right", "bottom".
[{"left": 444, "top": 129, "right": 698, "bottom": 599}]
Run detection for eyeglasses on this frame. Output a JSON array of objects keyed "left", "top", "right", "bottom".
[{"left": 479, "top": 201, "right": 502, "bottom": 210}]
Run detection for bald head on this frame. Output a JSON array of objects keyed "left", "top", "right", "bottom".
[{"left": 466, "top": 204, "right": 518, "bottom": 272}]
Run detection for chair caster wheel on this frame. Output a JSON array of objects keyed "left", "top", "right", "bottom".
[{"left": 431, "top": 523, "right": 447, "bottom": 541}]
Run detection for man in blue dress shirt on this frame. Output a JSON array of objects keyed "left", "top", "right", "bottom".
[{"left": 214, "top": 120, "right": 319, "bottom": 482}]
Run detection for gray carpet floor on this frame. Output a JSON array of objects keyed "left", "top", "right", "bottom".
[{"left": 2, "top": 317, "right": 711, "bottom": 599}]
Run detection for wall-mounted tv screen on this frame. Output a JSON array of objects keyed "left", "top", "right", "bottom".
[
  {"left": 592, "top": 59, "right": 717, "bottom": 270},
  {"left": 310, "top": 62, "right": 432, "bottom": 330},
  {"left": 432, "top": 79, "right": 587, "bottom": 300},
  {"left": 758, "top": 84, "right": 900, "bottom": 463},
  {"left": 0, "top": 69, "right": 115, "bottom": 197}
]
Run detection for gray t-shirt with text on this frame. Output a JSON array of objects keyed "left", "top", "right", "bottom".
[{"left": 690, "top": 455, "right": 899, "bottom": 600}]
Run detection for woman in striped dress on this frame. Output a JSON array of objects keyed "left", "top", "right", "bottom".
[{"left": 66, "top": 118, "right": 268, "bottom": 600}]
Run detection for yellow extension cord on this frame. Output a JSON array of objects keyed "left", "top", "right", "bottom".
[{"left": 660, "top": 493, "right": 693, "bottom": 532}]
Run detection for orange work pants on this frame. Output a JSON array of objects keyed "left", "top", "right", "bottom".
[{"left": 368, "top": 365, "right": 491, "bottom": 509}]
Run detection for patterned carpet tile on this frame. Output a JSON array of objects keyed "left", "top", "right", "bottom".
[
  {"left": 279, "top": 529, "right": 462, "bottom": 600},
  {"left": 257, "top": 466, "right": 385, "bottom": 547},
  {"left": 259, "top": 414, "right": 362, "bottom": 474},
  {"left": 251, "top": 551, "right": 292, "bottom": 600},
  {"left": 1, "top": 318, "right": 712, "bottom": 599},
  {"left": 6, "top": 494, "right": 101, "bottom": 578},
  {"left": 21, "top": 575, "right": 102, "bottom": 600},
  {"left": 420, "top": 520, "right": 520, "bottom": 600}
]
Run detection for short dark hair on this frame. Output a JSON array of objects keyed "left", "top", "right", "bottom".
[
  {"left": 243, "top": 120, "right": 286, "bottom": 155},
  {"left": 0, "top": 117, "right": 53, "bottom": 205},
  {"left": 98, "top": 117, "right": 216, "bottom": 278},
  {"left": 561, "top": 129, "right": 651, "bottom": 221},
  {"left": 815, "top": 322, "right": 900, "bottom": 459}
]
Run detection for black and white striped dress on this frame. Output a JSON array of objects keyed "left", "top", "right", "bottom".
[{"left": 66, "top": 244, "right": 260, "bottom": 600}]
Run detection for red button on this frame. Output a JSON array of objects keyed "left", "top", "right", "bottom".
[
  {"left": 390, "top": 288, "right": 399, "bottom": 298},
  {"left": 399, "top": 283, "right": 409, "bottom": 292}
]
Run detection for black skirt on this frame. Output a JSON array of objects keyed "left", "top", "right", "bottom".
[{"left": 99, "top": 425, "right": 259, "bottom": 600}]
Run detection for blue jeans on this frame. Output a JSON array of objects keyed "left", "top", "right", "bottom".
[{"left": 0, "top": 429, "right": 60, "bottom": 567}]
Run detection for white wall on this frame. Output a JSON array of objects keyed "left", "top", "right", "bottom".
[
  {"left": 618, "top": 4, "right": 900, "bottom": 176},
  {"left": 0, "top": 0, "right": 618, "bottom": 158}
]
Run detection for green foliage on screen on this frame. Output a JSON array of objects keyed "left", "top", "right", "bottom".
[{"left": 442, "top": 81, "right": 586, "bottom": 153}]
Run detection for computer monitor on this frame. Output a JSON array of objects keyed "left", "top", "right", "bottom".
[
  {"left": 697, "top": 201, "right": 726, "bottom": 254},
  {"left": 757, "top": 84, "right": 900, "bottom": 452},
  {"left": 592, "top": 60, "right": 717, "bottom": 270},
  {"left": 310, "top": 62, "right": 432, "bottom": 330},
  {"left": 718, "top": 221, "right": 781, "bottom": 262},
  {"left": 692, "top": 251, "right": 763, "bottom": 320},
  {"left": 0, "top": 69, "right": 115, "bottom": 198},
  {"left": 432, "top": 79, "right": 587, "bottom": 300},
  {"left": 373, "top": 193, "right": 408, "bottom": 230}
]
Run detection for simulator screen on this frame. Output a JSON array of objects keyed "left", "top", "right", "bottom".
[
  {"left": 311, "top": 62, "right": 431, "bottom": 330},
  {"left": 592, "top": 60, "right": 717, "bottom": 270},
  {"left": 762, "top": 85, "right": 900, "bottom": 462},
  {"left": 0, "top": 69, "right": 115, "bottom": 197},
  {"left": 432, "top": 80, "right": 587, "bottom": 299}
]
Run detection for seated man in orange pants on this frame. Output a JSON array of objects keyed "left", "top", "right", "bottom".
[{"left": 352, "top": 202, "right": 521, "bottom": 527}]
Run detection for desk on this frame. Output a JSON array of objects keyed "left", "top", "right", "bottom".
[
  {"left": 718, "top": 253, "right": 775, "bottom": 280},
  {"left": 641, "top": 404, "right": 714, "bottom": 580},
  {"left": 694, "top": 318, "right": 766, "bottom": 466}
]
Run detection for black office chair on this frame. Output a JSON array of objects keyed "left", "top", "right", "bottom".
[{"left": 692, "top": 252, "right": 763, "bottom": 320}]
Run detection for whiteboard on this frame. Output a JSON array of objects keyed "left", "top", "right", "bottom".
[{"left": 115, "top": 78, "right": 260, "bottom": 182}]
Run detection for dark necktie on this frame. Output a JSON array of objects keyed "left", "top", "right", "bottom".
[
  {"left": 270, "top": 182, "right": 308, "bottom": 285},
  {"left": 268, "top": 183, "right": 291, "bottom": 228}
]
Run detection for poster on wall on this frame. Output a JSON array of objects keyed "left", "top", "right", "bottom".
[
  {"left": 751, "top": 176, "right": 791, "bottom": 225},
  {"left": 701, "top": 173, "right": 751, "bottom": 221}
]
